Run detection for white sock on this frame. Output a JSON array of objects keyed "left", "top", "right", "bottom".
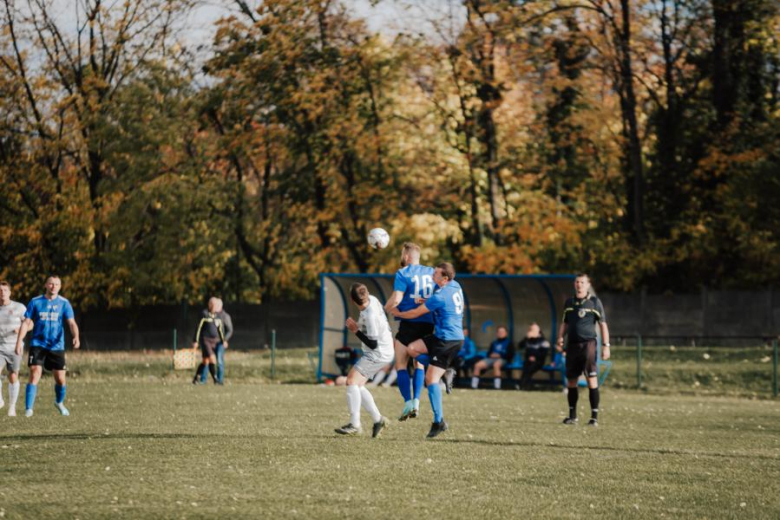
[
  {"left": 370, "top": 370, "right": 387, "bottom": 387},
  {"left": 471, "top": 376, "right": 479, "bottom": 389},
  {"left": 8, "top": 381, "right": 19, "bottom": 408},
  {"left": 383, "top": 369, "right": 397, "bottom": 387},
  {"left": 359, "top": 386, "right": 382, "bottom": 423},
  {"left": 494, "top": 377, "right": 501, "bottom": 389},
  {"left": 346, "top": 385, "right": 361, "bottom": 428}
]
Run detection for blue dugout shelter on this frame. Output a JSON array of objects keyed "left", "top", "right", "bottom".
[{"left": 318, "top": 273, "right": 586, "bottom": 381}]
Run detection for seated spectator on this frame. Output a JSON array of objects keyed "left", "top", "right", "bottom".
[
  {"left": 453, "top": 327, "right": 478, "bottom": 377},
  {"left": 518, "top": 323, "right": 550, "bottom": 389},
  {"left": 471, "top": 325, "right": 514, "bottom": 389}
]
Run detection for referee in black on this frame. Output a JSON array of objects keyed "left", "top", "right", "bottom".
[{"left": 556, "top": 273, "right": 611, "bottom": 426}]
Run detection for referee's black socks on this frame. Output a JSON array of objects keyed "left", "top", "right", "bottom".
[
  {"left": 567, "top": 387, "right": 578, "bottom": 419},
  {"left": 589, "top": 387, "right": 599, "bottom": 420}
]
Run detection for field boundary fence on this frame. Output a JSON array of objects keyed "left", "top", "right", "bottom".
[{"left": 610, "top": 334, "right": 779, "bottom": 397}]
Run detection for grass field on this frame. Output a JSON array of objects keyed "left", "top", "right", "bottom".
[{"left": 1, "top": 351, "right": 779, "bottom": 519}]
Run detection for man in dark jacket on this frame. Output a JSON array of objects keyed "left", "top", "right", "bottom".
[{"left": 518, "top": 323, "right": 550, "bottom": 389}]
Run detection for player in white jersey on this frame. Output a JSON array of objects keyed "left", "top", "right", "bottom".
[
  {"left": 0, "top": 281, "right": 26, "bottom": 416},
  {"left": 334, "top": 283, "right": 393, "bottom": 437}
]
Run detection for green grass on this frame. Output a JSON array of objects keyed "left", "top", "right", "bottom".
[{"left": 1, "top": 352, "right": 779, "bottom": 519}]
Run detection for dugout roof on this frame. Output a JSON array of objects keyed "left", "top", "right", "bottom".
[{"left": 318, "top": 273, "right": 577, "bottom": 381}]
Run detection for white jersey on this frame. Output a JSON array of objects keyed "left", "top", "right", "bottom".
[
  {"left": 0, "top": 301, "right": 26, "bottom": 353},
  {"left": 358, "top": 295, "right": 394, "bottom": 362}
]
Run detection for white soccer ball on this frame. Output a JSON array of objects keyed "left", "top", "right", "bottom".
[{"left": 367, "top": 227, "right": 390, "bottom": 249}]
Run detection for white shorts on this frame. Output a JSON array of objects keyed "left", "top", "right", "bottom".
[
  {"left": 0, "top": 349, "right": 21, "bottom": 373},
  {"left": 354, "top": 355, "right": 392, "bottom": 379}
]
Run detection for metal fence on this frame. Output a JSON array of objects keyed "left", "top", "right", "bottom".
[{"left": 609, "top": 335, "right": 779, "bottom": 397}]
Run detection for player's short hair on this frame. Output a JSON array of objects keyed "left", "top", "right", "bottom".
[
  {"left": 575, "top": 273, "right": 590, "bottom": 280},
  {"left": 436, "top": 262, "right": 456, "bottom": 281},
  {"left": 497, "top": 325, "right": 508, "bottom": 332},
  {"left": 0, "top": 281, "right": 10, "bottom": 290},
  {"left": 46, "top": 275, "right": 61, "bottom": 282},
  {"left": 402, "top": 242, "right": 421, "bottom": 259},
  {"left": 350, "top": 283, "right": 370, "bottom": 306}
]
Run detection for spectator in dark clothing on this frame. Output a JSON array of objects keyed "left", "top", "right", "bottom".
[
  {"left": 453, "top": 327, "right": 478, "bottom": 377},
  {"left": 518, "top": 323, "right": 550, "bottom": 389},
  {"left": 471, "top": 326, "right": 514, "bottom": 389}
]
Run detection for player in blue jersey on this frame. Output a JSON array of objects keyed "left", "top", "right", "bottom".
[
  {"left": 391, "top": 262, "right": 465, "bottom": 439},
  {"left": 14, "top": 276, "right": 80, "bottom": 417},
  {"left": 383, "top": 242, "right": 435, "bottom": 420}
]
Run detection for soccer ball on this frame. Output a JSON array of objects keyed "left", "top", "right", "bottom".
[{"left": 367, "top": 227, "right": 390, "bottom": 249}]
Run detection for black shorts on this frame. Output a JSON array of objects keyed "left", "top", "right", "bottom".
[
  {"left": 565, "top": 339, "right": 598, "bottom": 380},
  {"left": 28, "top": 347, "right": 67, "bottom": 371},
  {"left": 396, "top": 321, "right": 434, "bottom": 347},
  {"left": 200, "top": 337, "right": 218, "bottom": 358},
  {"left": 422, "top": 335, "right": 462, "bottom": 369}
]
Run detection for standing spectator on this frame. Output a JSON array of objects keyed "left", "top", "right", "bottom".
[
  {"left": 0, "top": 281, "right": 26, "bottom": 416},
  {"left": 471, "top": 325, "right": 514, "bottom": 389},
  {"left": 199, "top": 298, "right": 233, "bottom": 385},
  {"left": 518, "top": 323, "right": 550, "bottom": 389},
  {"left": 15, "top": 276, "right": 80, "bottom": 417},
  {"left": 191, "top": 297, "right": 227, "bottom": 385},
  {"left": 556, "top": 273, "right": 610, "bottom": 426}
]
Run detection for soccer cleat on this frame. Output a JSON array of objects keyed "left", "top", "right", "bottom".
[
  {"left": 8, "top": 406, "right": 16, "bottom": 417},
  {"left": 426, "top": 420, "right": 449, "bottom": 439},
  {"left": 55, "top": 402, "right": 70, "bottom": 416},
  {"left": 562, "top": 417, "right": 578, "bottom": 425},
  {"left": 25, "top": 409, "right": 33, "bottom": 417},
  {"left": 398, "top": 401, "right": 415, "bottom": 421},
  {"left": 443, "top": 368, "right": 456, "bottom": 395},
  {"left": 372, "top": 417, "right": 389, "bottom": 438},
  {"left": 587, "top": 418, "right": 598, "bottom": 427},
  {"left": 334, "top": 423, "right": 361, "bottom": 435}
]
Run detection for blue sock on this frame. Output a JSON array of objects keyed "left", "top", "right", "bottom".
[
  {"left": 413, "top": 367, "right": 425, "bottom": 400},
  {"left": 25, "top": 384, "right": 37, "bottom": 410},
  {"left": 428, "top": 383, "right": 443, "bottom": 423},
  {"left": 396, "top": 369, "right": 412, "bottom": 402},
  {"left": 200, "top": 363, "right": 208, "bottom": 383},
  {"left": 416, "top": 354, "right": 430, "bottom": 368},
  {"left": 55, "top": 384, "right": 66, "bottom": 404}
]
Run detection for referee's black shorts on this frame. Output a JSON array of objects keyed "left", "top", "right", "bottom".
[
  {"left": 396, "top": 321, "right": 434, "bottom": 347},
  {"left": 565, "top": 339, "right": 598, "bottom": 380}
]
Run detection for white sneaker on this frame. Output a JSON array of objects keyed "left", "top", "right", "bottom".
[
  {"left": 55, "top": 402, "right": 70, "bottom": 416},
  {"left": 25, "top": 409, "right": 33, "bottom": 417},
  {"left": 8, "top": 406, "right": 16, "bottom": 417}
]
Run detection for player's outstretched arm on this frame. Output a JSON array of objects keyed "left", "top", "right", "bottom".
[
  {"left": 391, "top": 303, "right": 430, "bottom": 320},
  {"left": 15, "top": 318, "right": 32, "bottom": 356},
  {"left": 384, "top": 290, "right": 404, "bottom": 313},
  {"left": 67, "top": 318, "right": 81, "bottom": 349}
]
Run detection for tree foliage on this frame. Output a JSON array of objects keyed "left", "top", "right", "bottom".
[{"left": 1, "top": 0, "right": 778, "bottom": 307}]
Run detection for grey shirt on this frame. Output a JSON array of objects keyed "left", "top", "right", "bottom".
[{"left": 0, "top": 301, "right": 26, "bottom": 353}]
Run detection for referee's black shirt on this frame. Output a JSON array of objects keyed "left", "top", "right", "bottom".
[{"left": 562, "top": 294, "right": 606, "bottom": 342}]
